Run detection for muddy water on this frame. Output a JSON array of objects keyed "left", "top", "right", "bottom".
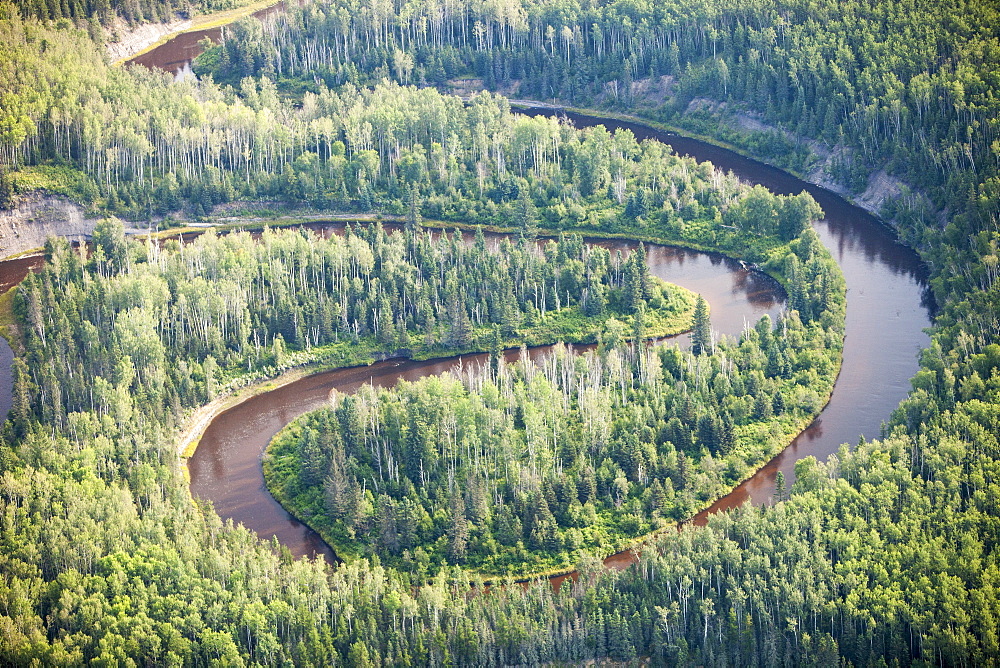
[
  {"left": 190, "top": 113, "right": 929, "bottom": 566},
  {"left": 0, "top": 255, "right": 44, "bottom": 294},
  {"left": 0, "top": 254, "right": 45, "bottom": 424},
  {"left": 188, "top": 236, "right": 784, "bottom": 561},
  {"left": 126, "top": 1, "right": 286, "bottom": 78},
  {"left": 3, "top": 34, "right": 933, "bottom": 573},
  {"left": 529, "top": 109, "right": 932, "bottom": 514}
]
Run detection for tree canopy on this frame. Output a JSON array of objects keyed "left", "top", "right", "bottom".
[{"left": 0, "top": 0, "right": 999, "bottom": 662}]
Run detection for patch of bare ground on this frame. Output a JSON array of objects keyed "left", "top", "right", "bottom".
[
  {"left": 684, "top": 96, "right": 913, "bottom": 219},
  {"left": 0, "top": 194, "right": 100, "bottom": 257},
  {"left": 105, "top": 16, "right": 191, "bottom": 63},
  {"left": 445, "top": 78, "right": 522, "bottom": 99},
  {"left": 631, "top": 75, "right": 675, "bottom": 106}
]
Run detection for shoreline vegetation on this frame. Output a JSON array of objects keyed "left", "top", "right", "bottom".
[
  {"left": 0, "top": 15, "right": 842, "bottom": 584},
  {"left": 110, "top": 0, "right": 282, "bottom": 65},
  {"left": 175, "top": 263, "right": 700, "bottom": 459},
  {"left": 263, "top": 358, "right": 834, "bottom": 583},
  {"left": 256, "top": 225, "right": 843, "bottom": 580},
  {"left": 124, "top": 207, "right": 840, "bottom": 584},
  {"left": 13, "top": 0, "right": 998, "bottom": 659}
]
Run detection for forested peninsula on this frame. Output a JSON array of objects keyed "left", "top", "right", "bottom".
[{"left": 0, "top": 0, "right": 998, "bottom": 664}]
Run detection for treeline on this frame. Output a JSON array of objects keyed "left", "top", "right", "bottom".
[
  {"left": 267, "top": 228, "right": 843, "bottom": 576},
  {"left": 2, "top": 0, "right": 999, "bottom": 662},
  {"left": 0, "top": 12, "right": 827, "bottom": 264},
  {"left": 0, "top": 199, "right": 852, "bottom": 664},
  {"left": 210, "top": 0, "right": 998, "bottom": 279},
  {"left": 13, "top": 0, "right": 261, "bottom": 28},
  {"left": 12, "top": 221, "right": 699, "bottom": 442},
  {"left": 0, "top": 203, "right": 844, "bottom": 663}
]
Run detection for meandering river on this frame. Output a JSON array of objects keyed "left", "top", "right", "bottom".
[
  {"left": 187, "top": 238, "right": 785, "bottom": 564},
  {"left": 181, "top": 104, "right": 931, "bottom": 564},
  {"left": 0, "top": 35, "right": 933, "bottom": 572}
]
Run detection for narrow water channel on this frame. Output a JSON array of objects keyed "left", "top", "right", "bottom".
[
  {"left": 126, "top": 1, "right": 288, "bottom": 79},
  {"left": 187, "top": 108, "right": 931, "bottom": 565},
  {"left": 188, "top": 237, "right": 784, "bottom": 563}
]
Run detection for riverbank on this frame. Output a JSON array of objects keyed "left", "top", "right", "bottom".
[
  {"left": 0, "top": 93, "right": 925, "bottom": 586},
  {"left": 262, "top": 347, "right": 833, "bottom": 583},
  {"left": 176, "top": 273, "right": 699, "bottom": 458},
  {"left": 108, "top": 0, "right": 282, "bottom": 64},
  {"left": 0, "top": 194, "right": 100, "bottom": 258},
  {"left": 508, "top": 96, "right": 927, "bottom": 232}
]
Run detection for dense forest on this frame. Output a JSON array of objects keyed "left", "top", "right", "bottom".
[
  {"left": 265, "top": 218, "right": 842, "bottom": 577},
  {"left": 200, "top": 0, "right": 998, "bottom": 286},
  {"left": 0, "top": 0, "right": 999, "bottom": 663},
  {"left": 13, "top": 220, "right": 705, "bottom": 440},
  {"left": 267, "top": 272, "right": 841, "bottom": 576},
  {"left": 0, "top": 9, "right": 822, "bottom": 265}
]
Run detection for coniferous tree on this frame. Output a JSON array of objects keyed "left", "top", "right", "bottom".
[{"left": 691, "top": 295, "right": 712, "bottom": 356}]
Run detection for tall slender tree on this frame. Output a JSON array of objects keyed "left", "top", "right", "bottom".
[{"left": 691, "top": 295, "right": 712, "bottom": 356}]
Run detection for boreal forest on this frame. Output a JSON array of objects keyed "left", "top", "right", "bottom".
[{"left": 0, "top": 0, "right": 997, "bottom": 664}]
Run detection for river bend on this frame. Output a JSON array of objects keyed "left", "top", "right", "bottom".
[{"left": 0, "top": 41, "right": 933, "bottom": 567}]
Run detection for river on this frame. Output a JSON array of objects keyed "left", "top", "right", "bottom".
[
  {"left": 187, "top": 237, "right": 785, "bottom": 564},
  {"left": 127, "top": 1, "right": 288, "bottom": 79},
  {"left": 0, "top": 31, "right": 930, "bottom": 572},
  {"left": 181, "top": 111, "right": 930, "bottom": 564},
  {"left": 532, "top": 110, "right": 933, "bottom": 524}
]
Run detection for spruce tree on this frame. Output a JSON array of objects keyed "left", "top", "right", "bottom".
[{"left": 691, "top": 295, "right": 712, "bottom": 355}]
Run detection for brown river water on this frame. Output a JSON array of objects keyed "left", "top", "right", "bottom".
[
  {"left": 187, "top": 237, "right": 784, "bottom": 565},
  {"left": 127, "top": 1, "right": 288, "bottom": 79},
  {"left": 0, "top": 31, "right": 933, "bottom": 577}
]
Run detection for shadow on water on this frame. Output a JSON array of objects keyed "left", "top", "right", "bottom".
[{"left": 190, "top": 105, "right": 931, "bottom": 572}]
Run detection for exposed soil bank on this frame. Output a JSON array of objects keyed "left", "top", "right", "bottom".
[
  {"left": 106, "top": 17, "right": 191, "bottom": 63},
  {"left": 0, "top": 194, "right": 98, "bottom": 258}
]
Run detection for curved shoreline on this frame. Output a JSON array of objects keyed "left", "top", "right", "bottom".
[
  {"left": 265, "top": 406, "right": 825, "bottom": 584},
  {"left": 214, "top": 231, "right": 820, "bottom": 578},
  {"left": 0, "top": 101, "right": 926, "bottom": 587},
  {"left": 112, "top": 0, "right": 283, "bottom": 65},
  {"left": 185, "top": 108, "right": 924, "bottom": 577}
]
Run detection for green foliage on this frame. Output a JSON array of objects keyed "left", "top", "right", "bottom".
[
  {"left": 268, "top": 286, "right": 840, "bottom": 577},
  {"left": 223, "top": 0, "right": 997, "bottom": 297},
  {"left": 265, "top": 230, "right": 844, "bottom": 577},
  {"left": 0, "top": 17, "right": 818, "bottom": 264},
  {"left": 2, "top": 0, "right": 999, "bottom": 663},
  {"left": 8, "top": 165, "right": 97, "bottom": 205},
  {"left": 691, "top": 295, "right": 711, "bottom": 356},
  {"left": 15, "top": 224, "right": 700, "bottom": 434},
  {"left": 13, "top": 0, "right": 266, "bottom": 27},
  {"left": 0, "top": 168, "right": 13, "bottom": 208}
]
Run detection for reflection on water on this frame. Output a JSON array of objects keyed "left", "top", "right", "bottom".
[
  {"left": 531, "top": 108, "right": 931, "bottom": 509},
  {"left": 191, "top": 108, "right": 931, "bottom": 570},
  {"left": 126, "top": 1, "right": 287, "bottom": 80}
]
